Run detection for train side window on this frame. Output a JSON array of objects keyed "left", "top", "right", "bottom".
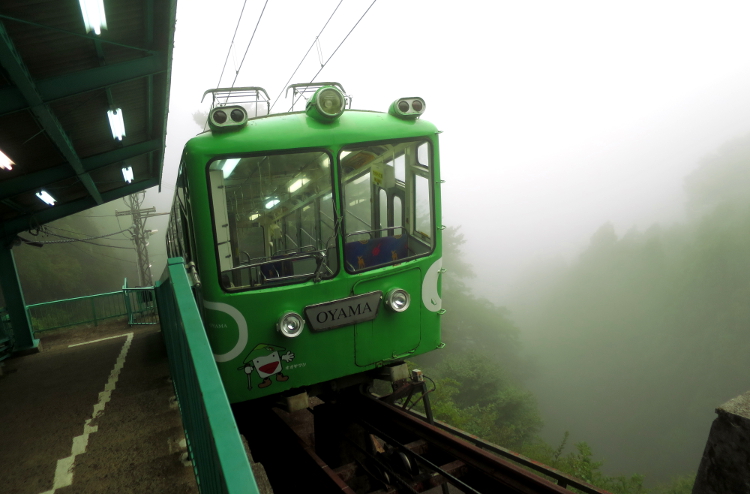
[
  {"left": 393, "top": 195, "right": 403, "bottom": 228},
  {"left": 339, "top": 139, "right": 433, "bottom": 272},
  {"left": 378, "top": 188, "right": 387, "bottom": 232},
  {"left": 417, "top": 142, "right": 429, "bottom": 168},
  {"left": 414, "top": 174, "right": 431, "bottom": 240},
  {"left": 343, "top": 172, "right": 372, "bottom": 233}
]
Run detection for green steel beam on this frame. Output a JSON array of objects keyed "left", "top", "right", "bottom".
[
  {"left": 0, "top": 139, "right": 162, "bottom": 202},
  {"left": 0, "top": 22, "right": 103, "bottom": 205},
  {"left": 1, "top": 198, "right": 25, "bottom": 212},
  {"left": 0, "top": 55, "right": 166, "bottom": 115},
  {"left": 157, "top": 0, "right": 178, "bottom": 191},
  {"left": 0, "top": 177, "right": 159, "bottom": 240},
  {"left": 0, "top": 14, "right": 157, "bottom": 55},
  {"left": 0, "top": 245, "right": 39, "bottom": 353}
]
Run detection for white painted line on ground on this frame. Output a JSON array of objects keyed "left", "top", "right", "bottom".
[
  {"left": 40, "top": 332, "right": 134, "bottom": 494},
  {"left": 68, "top": 333, "right": 132, "bottom": 347}
]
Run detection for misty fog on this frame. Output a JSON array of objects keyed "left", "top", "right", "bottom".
[{"left": 6, "top": 1, "right": 750, "bottom": 491}]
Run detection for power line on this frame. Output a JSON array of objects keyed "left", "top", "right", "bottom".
[
  {"left": 229, "top": 0, "right": 270, "bottom": 89},
  {"left": 46, "top": 225, "right": 132, "bottom": 241},
  {"left": 230, "top": 0, "right": 270, "bottom": 88},
  {"left": 216, "top": 0, "right": 249, "bottom": 88},
  {"left": 69, "top": 242, "right": 137, "bottom": 265},
  {"left": 288, "top": 0, "right": 378, "bottom": 111},
  {"left": 34, "top": 228, "right": 134, "bottom": 245},
  {"left": 270, "top": 0, "right": 344, "bottom": 112}
]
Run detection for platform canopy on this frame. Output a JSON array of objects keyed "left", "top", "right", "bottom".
[{"left": 0, "top": 0, "right": 176, "bottom": 241}]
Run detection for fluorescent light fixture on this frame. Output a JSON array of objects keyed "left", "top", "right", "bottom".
[
  {"left": 220, "top": 158, "right": 241, "bottom": 179},
  {"left": 249, "top": 213, "right": 260, "bottom": 221},
  {"left": 122, "top": 166, "right": 134, "bottom": 183},
  {"left": 79, "top": 0, "right": 107, "bottom": 35},
  {"left": 36, "top": 190, "right": 56, "bottom": 206},
  {"left": 0, "top": 149, "right": 13, "bottom": 170},
  {"left": 288, "top": 178, "right": 309, "bottom": 193},
  {"left": 107, "top": 108, "right": 125, "bottom": 140},
  {"left": 265, "top": 198, "right": 280, "bottom": 209}
]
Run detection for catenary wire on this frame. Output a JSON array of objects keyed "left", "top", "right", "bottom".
[
  {"left": 229, "top": 0, "right": 270, "bottom": 89},
  {"left": 269, "top": 0, "right": 344, "bottom": 112},
  {"left": 216, "top": 0, "right": 249, "bottom": 89},
  {"left": 288, "top": 0, "right": 377, "bottom": 111},
  {"left": 46, "top": 225, "right": 132, "bottom": 241}
]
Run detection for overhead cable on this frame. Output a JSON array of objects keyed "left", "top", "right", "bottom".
[
  {"left": 216, "top": 0, "right": 249, "bottom": 89},
  {"left": 288, "top": 0, "right": 377, "bottom": 112},
  {"left": 29, "top": 228, "right": 135, "bottom": 248},
  {"left": 229, "top": 0, "right": 270, "bottom": 89},
  {"left": 270, "top": 0, "right": 344, "bottom": 112}
]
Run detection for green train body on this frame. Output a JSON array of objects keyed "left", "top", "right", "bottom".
[{"left": 166, "top": 86, "right": 443, "bottom": 404}]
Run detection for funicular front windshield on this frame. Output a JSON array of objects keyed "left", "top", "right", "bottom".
[
  {"left": 208, "top": 150, "right": 337, "bottom": 289},
  {"left": 339, "top": 139, "right": 434, "bottom": 272}
]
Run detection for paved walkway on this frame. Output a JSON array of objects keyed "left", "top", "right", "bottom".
[{"left": 0, "top": 322, "right": 198, "bottom": 494}]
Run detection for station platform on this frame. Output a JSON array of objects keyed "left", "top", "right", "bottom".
[{"left": 0, "top": 321, "right": 198, "bottom": 494}]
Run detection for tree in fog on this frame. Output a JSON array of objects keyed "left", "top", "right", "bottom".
[
  {"left": 12, "top": 213, "right": 137, "bottom": 304},
  {"left": 510, "top": 133, "right": 750, "bottom": 483}
]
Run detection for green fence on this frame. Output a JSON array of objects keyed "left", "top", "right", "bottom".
[
  {"left": 155, "top": 257, "right": 259, "bottom": 494},
  {"left": 25, "top": 282, "right": 159, "bottom": 333},
  {"left": 26, "top": 291, "right": 128, "bottom": 333},
  {"left": 123, "top": 279, "right": 159, "bottom": 325}
]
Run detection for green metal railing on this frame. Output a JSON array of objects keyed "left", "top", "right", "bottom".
[
  {"left": 0, "top": 308, "right": 13, "bottom": 362},
  {"left": 25, "top": 281, "right": 159, "bottom": 333},
  {"left": 155, "top": 257, "right": 259, "bottom": 494},
  {"left": 123, "top": 279, "right": 159, "bottom": 325},
  {"left": 26, "top": 291, "right": 128, "bottom": 332}
]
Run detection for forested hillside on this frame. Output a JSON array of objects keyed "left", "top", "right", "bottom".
[
  {"left": 4, "top": 213, "right": 138, "bottom": 305},
  {"left": 508, "top": 134, "right": 750, "bottom": 482}
]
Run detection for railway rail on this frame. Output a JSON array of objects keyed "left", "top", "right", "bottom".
[{"left": 237, "top": 380, "right": 611, "bottom": 494}]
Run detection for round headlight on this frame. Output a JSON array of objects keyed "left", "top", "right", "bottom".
[
  {"left": 398, "top": 100, "right": 410, "bottom": 112},
  {"left": 213, "top": 110, "right": 227, "bottom": 124},
  {"left": 277, "top": 312, "right": 305, "bottom": 338},
  {"left": 230, "top": 109, "right": 245, "bottom": 122},
  {"left": 411, "top": 99, "right": 423, "bottom": 112},
  {"left": 385, "top": 289, "right": 410, "bottom": 313},
  {"left": 317, "top": 88, "right": 344, "bottom": 116}
]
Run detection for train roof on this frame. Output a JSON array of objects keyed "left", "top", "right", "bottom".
[{"left": 184, "top": 110, "right": 439, "bottom": 157}]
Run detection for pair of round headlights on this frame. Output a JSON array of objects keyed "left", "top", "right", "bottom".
[
  {"left": 213, "top": 108, "right": 245, "bottom": 124},
  {"left": 275, "top": 289, "right": 411, "bottom": 338}
]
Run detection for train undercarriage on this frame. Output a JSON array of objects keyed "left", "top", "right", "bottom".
[{"left": 232, "top": 365, "right": 608, "bottom": 494}]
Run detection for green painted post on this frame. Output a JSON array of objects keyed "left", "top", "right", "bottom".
[
  {"left": 91, "top": 296, "right": 98, "bottom": 327},
  {"left": 0, "top": 244, "right": 39, "bottom": 353}
]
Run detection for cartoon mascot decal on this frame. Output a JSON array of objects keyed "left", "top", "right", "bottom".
[{"left": 239, "top": 343, "right": 295, "bottom": 390}]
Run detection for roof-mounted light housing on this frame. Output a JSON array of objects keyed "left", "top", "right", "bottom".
[
  {"left": 208, "top": 105, "right": 248, "bottom": 133},
  {"left": 388, "top": 97, "right": 426, "bottom": 120},
  {"left": 306, "top": 86, "right": 346, "bottom": 123}
]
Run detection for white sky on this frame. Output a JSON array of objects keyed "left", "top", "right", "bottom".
[{"left": 113, "top": 0, "right": 750, "bottom": 297}]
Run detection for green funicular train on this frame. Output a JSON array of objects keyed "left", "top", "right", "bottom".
[{"left": 166, "top": 83, "right": 444, "bottom": 408}]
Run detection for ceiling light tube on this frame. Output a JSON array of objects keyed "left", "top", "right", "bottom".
[
  {"left": 107, "top": 108, "right": 125, "bottom": 140},
  {"left": 79, "top": 0, "right": 107, "bottom": 35},
  {"left": 289, "top": 178, "right": 309, "bottom": 192},
  {"left": 0, "top": 149, "right": 13, "bottom": 171},
  {"left": 220, "top": 158, "right": 241, "bottom": 179},
  {"left": 36, "top": 190, "right": 56, "bottom": 206},
  {"left": 122, "top": 166, "right": 134, "bottom": 183}
]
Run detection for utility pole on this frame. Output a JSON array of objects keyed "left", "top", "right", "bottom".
[{"left": 116, "top": 193, "right": 166, "bottom": 286}]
